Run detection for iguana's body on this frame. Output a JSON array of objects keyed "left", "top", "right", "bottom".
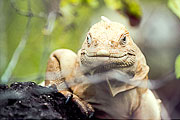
[{"left": 45, "top": 17, "right": 161, "bottom": 119}]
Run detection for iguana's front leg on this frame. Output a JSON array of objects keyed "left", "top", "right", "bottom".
[
  {"left": 45, "top": 49, "right": 94, "bottom": 117},
  {"left": 45, "top": 49, "right": 78, "bottom": 89}
]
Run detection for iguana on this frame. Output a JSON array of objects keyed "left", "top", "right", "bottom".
[{"left": 45, "top": 17, "right": 161, "bottom": 119}]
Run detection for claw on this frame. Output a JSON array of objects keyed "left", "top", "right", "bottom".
[
  {"left": 58, "top": 90, "right": 94, "bottom": 117},
  {"left": 89, "top": 112, "right": 94, "bottom": 118},
  {"left": 65, "top": 94, "right": 73, "bottom": 104}
]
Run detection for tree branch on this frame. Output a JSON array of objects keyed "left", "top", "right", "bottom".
[
  {"left": 1, "top": 16, "right": 32, "bottom": 83},
  {"left": 38, "top": 12, "right": 57, "bottom": 80},
  {"left": 10, "top": 0, "right": 47, "bottom": 18}
]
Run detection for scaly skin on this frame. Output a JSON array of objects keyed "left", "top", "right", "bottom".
[
  {"left": 78, "top": 19, "right": 150, "bottom": 96},
  {"left": 45, "top": 17, "right": 161, "bottom": 119}
]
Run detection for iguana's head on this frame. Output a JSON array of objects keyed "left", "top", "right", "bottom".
[{"left": 79, "top": 17, "right": 138, "bottom": 73}]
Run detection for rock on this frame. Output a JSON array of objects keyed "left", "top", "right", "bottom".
[{"left": 0, "top": 82, "right": 94, "bottom": 119}]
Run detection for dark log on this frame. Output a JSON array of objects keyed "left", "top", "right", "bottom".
[{"left": 0, "top": 82, "right": 94, "bottom": 119}]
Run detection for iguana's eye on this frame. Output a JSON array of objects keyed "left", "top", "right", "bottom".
[
  {"left": 119, "top": 34, "right": 126, "bottom": 45},
  {"left": 86, "top": 33, "right": 92, "bottom": 46}
]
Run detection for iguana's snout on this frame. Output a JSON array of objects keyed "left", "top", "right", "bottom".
[{"left": 96, "top": 49, "right": 110, "bottom": 57}]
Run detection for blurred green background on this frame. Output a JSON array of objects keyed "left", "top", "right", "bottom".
[{"left": 0, "top": 0, "right": 180, "bottom": 84}]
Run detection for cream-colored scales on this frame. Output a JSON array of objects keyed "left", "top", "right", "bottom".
[{"left": 45, "top": 17, "right": 161, "bottom": 119}]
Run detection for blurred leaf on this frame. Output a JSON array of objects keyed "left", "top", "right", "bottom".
[
  {"left": 61, "top": 0, "right": 100, "bottom": 8},
  {"left": 104, "top": 0, "right": 123, "bottom": 10},
  {"left": 61, "top": 0, "right": 82, "bottom": 7},
  {"left": 123, "top": 0, "right": 142, "bottom": 17},
  {"left": 87, "top": 0, "right": 99, "bottom": 8},
  {"left": 60, "top": 0, "right": 69, "bottom": 7},
  {"left": 175, "top": 55, "right": 180, "bottom": 79},
  {"left": 121, "top": 0, "right": 142, "bottom": 26},
  {"left": 104, "top": 0, "right": 142, "bottom": 26},
  {"left": 168, "top": 0, "right": 180, "bottom": 19},
  {"left": 70, "top": 0, "right": 82, "bottom": 5}
]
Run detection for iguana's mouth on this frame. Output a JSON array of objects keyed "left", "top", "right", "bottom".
[
  {"left": 87, "top": 54, "right": 127, "bottom": 58},
  {"left": 80, "top": 52, "right": 136, "bottom": 68}
]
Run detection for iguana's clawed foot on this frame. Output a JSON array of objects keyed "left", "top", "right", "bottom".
[{"left": 59, "top": 91, "right": 94, "bottom": 118}]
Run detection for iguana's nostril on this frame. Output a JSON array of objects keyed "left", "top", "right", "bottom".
[
  {"left": 109, "top": 40, "right": 118, "bottom": 47},
  {"left": 94, "top": 41, "right": 99, "bottom": 47},
  {"left": 109, "top": 41, "right": 113, "bottom": 47}
]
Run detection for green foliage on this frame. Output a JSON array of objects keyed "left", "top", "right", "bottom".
[
  {"left": 168, "top": 0, "right": 180, "bottom": 19},
  {"left": 104, "top": 0, "right": 142, "bottom": 19},
  {"left": 60, "top": 0, "right": 142, "bottom": 26},
  {"left": 87, "top": 0, "right": 99, "bottom": 8},
  {"left": 123, "top": 0, "right": 142, "bottom": 19},
  {"left": 104, "top": 0, "right": 123, "bottom": 10},
  {"left": 175, "top": 55, "right": 180, "bottom": 79},
  {"left": 60, "top": 0, "right": 142, "bottom": 17}
]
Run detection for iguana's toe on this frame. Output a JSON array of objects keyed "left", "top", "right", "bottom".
[{"left": 59, "top": 90, "right": 94, "bottom": 117}]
